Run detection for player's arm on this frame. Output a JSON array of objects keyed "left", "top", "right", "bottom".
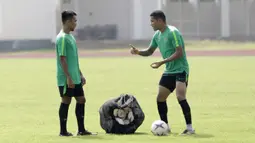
[
  {"left": 159, "top": 31, "right": 183, "bottom": 64},
  {"left": 130, "top": 33, "right": 158, "bottom": 56},
  {"left": 58, "top": 37, "right": 71, "bottom": 78},
  {"left": 139, "top": 45, "right": 157, "bottom": 56},
  {"left": 130, "top": 44, "right": 156, "bottom": 56},
  {"left": 160, "top": 47, "right": 183, "bottom": 64},
  {"left": 60, "top": 57, "right": 71, "bottom": 77}
]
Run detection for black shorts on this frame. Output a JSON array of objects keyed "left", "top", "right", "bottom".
[
  {"left": 58, "top": 83, "right": 84, "bottom": 97},
  {"left": 159, "top": 71, "right": 189, "bottom": 92}
]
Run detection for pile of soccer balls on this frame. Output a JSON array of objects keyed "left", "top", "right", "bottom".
[
  {"left": 150, "top": 120, "right": 169, "bottom": 136},
  {"left": 113, "top": 108, "right": 134, "bottom": 125}
]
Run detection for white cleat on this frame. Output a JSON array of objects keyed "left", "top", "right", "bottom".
[{"left": 180, "top": 129, "right": 195, "bottom": 135}]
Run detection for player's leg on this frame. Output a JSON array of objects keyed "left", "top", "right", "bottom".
[
  {"left": 74, "top": 83, "right": 93, "bottom": 135},
  {"left": 157, "top": 75, "right": 176, "bottom": 131},
  {"left": 175, "top": 72, "right": 194, "bottom": 135},
  {"left": 58, "top": 86, "right": 73, "bottom": 136}
]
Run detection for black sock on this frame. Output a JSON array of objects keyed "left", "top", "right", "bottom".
[
  {"left": 157, "top": 101, "right": 168, "bottom": 124},
  {"left": 179, "top": 100, "right": 192, "bottom": 125},
  {"left": 59, "top": 103, "right": 70, "bottom": 134},
  {"left": 75, "top": 103, "right": 85, "bottom": 132}
]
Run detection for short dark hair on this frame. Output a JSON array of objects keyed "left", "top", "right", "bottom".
[
  {"left": 61, "top": 10, "right": 77, "bottom": 23},
  {"left": 150, "top": 10, "right": 166, "bottom": 22}
]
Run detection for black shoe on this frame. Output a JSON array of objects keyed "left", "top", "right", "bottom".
[
  {"left": 77, "top": 130, "right": 98, "bottom": 136},
  {"left": 59, "top": 131, "right": 73, "bottom": 136}
]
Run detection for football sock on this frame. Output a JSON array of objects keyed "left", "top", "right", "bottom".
[
  {"left": 75, "top": 103, "right": 85, "bottom": 132},
  {"left": 179, "top": 100, "right": 192, "bottom": 129},
  {"left": 157, "top": 101, "right": 168, "bottom": 124},
  {"left": 186, "top": 124, "right": 193, "bottom": 131},
  {"left": 59, "top": 103, "right": 70, "bottom": 134}
]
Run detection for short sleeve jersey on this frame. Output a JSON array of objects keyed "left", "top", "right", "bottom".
[
  {"left": 55, "top": 30, "right": 81, "bottom": 86},
  {"left": 149, "top": 25, "right": 189, "bottom": 74}
]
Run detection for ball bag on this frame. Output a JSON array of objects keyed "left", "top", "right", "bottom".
[{"left": 99, "top": 94, "right": 145, "bottom": 134}]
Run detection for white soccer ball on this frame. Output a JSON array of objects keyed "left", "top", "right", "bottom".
[{"left": 151, "top": 120, "right": 169, "bottom": 136}]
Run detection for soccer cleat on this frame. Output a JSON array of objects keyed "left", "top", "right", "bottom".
[
  {"left": 77, "top": 130, "right": 98, "bottom": 136},
  {"left": 180, "top": 129, "right": 195, "bottom": 135},
  {"left": 59, "top": 131, "right": 73, "bottom": 136}
]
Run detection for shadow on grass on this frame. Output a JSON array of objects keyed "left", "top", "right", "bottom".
[
  {"left": 73, "top": 132, "right": 150, "bottom": 140},
  {"left": 72, "top": 132, "right": 214, "bottom": 140},
  {"left": 171, "top": 132, "right": 214, "bottom": 138},
  {"left": 191, "top": 133, "right": 214, "bottom": 138}
]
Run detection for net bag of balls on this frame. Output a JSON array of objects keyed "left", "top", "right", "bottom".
[{"left": 99, "top": 94, "right": 145, "bottom": 134}]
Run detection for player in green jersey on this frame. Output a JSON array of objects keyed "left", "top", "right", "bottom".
[
  {"left": 55, "top": 10, "right": 95, "bottom": 136},
  {"left": 130, "top": 10, "right": 195, "bottom": 135}
]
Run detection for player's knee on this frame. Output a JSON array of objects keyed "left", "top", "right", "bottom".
[
  {"left": 176, "top": 89, "right": 185, "bottom": 96},
  {"left": 157, "top": 94, "right": 167, "bottom": 102},
  {"left": 176, "top": 82, "right": 187, "bottom": 101},
  {"left": 81, "top": 97, "right": 86, "bottom": 104},
  {"left": 76, "top": 96, "right": 86, "bottom": 104},
  {"left": 176, "top": 89, "right": 186, "bottom": 101},
  {"left": 157, "top": 86, "right": 170, "bottom": 102},
  {"left": 177, "top": 95, "right": 186, "bottom": 102},
  {"left": 61, "top": 97, "right": 72, "bottom": 104}
]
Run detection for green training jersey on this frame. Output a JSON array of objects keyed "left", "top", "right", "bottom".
[
  {"left": 149, "top": 25, "right": 189, "bottom": 74},
  {"left": 55, "top": 30, "right": 81, "bottom": 86}
]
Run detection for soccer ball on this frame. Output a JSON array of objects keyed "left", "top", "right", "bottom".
[
  {"left": 113, "top": 108, "right": 134, "bottom": 125},
  {"left": 151, "top": 120, "right": 169, "bottom": 136}
]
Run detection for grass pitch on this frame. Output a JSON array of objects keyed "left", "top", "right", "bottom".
[{"left": 0, "top": 55, "right": 254, "bottom": 143}]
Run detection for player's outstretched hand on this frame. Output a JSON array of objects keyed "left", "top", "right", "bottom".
[
  {"left": 129, "top": 44, "right": 139, "bottom": 55},
  {"left": 150, "top": 62, "right": 163, "bottom": 69}
]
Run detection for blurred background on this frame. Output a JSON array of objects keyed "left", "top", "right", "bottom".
[{"left": 0, "top": 0, "right": 254, "bottom": 52}]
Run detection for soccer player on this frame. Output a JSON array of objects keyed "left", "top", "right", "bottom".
[
  {"left": 55, "top": 10, "right": 93, "bottom": 136},
  {"left": 130, "top": 10, "right": 195, "bottom": 135}
]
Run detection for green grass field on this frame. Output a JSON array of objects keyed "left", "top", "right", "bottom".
[{"left": 0, "top": 54, "right": 255, "bottom": 143}]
